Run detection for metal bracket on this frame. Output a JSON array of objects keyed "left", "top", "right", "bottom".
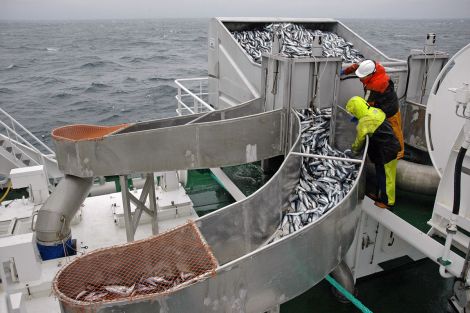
[
  {"left": 361, "top": 234, "right": 374, "bottom": 249},
  {"left": 438, "top": 257, "right": 452, "bottom": 266},
  {"left": 120, "top": 174, "right": 158, "bottom": 242}
]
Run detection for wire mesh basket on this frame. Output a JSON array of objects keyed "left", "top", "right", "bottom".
[
  {"left": 53, "top": 221, "right": 218, "bottom": 309},
  {"left": 52, "top": 123, "right": 129, "bottom": 142}
]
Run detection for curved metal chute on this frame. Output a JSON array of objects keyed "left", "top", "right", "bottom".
[
  {"left": 54, "top": 107, "right": 367, "bottom": 312},
  {"left": 36, "top": 98, "right": 274, "bottom": 245}
]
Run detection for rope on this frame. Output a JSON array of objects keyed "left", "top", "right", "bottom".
[
  {"left": 325, "top": 274, "right": 373, "bottom": 313},
  {"left": 0, "top": 181, "right": 12, "bottom": 204}
]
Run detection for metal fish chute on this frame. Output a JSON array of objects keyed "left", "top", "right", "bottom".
[
  {"left": 231, "top": 23, "right": 365, "bottom": 63},
  {"left": 271, "top": 108, "right": 359, "bottom": 242}
]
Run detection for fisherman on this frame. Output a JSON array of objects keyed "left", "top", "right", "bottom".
[
  {"left": 341, "top": 60, "right": 405, "bottom": 159},
  {"left": 346, "top": 96, "right": 400, "bottom": 209}
]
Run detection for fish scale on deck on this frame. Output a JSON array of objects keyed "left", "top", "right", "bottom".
[
  {"left": 272, "top": 108, "right": 359, "bottom": 241},
  {"left": 231, "top": 22, "right": 365, "bottom": 63}
]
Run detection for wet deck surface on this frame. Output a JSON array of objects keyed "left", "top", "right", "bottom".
[
  {"left": 282, "top": 258, "right": 454, "bottom": 313},
  {"left": 186, "top": 168, "right": 454, "bottom": 313},
  {"left": 285, "top": 189, "right": 453, "bottom": 313}
]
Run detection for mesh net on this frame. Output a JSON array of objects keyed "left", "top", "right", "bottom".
[
  {"left": 53, "top": 221, "right": 218, "bottom": 308},
  {"left": 52, "top": 124, "right": 130, "bottom": 142}
]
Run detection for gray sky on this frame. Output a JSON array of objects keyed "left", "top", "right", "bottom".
[{"left": 1, "top": 0, "right": 470, "bottom": 20}]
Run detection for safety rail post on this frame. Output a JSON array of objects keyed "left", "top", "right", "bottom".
[
  {"left": 0, "top": 108, "right": 56, "bottom": 188},
  {"left": 177, "top": 87, "right": 182, "bottom": 115},
  {"left": 0, "top": 121, "right": 51, "bottom": 164},
  {"left": 0, "top": 108, "right": 55, "bottom": 156},
  {"left": 174, "top": 77, "right": 213, "bottom": 116}
]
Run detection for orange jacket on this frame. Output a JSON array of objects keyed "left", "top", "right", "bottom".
[
  {"left": 344, "top": 61, "right": 404, "bottom": 159},
  {"left": 344, "top": 62, "right": 389, "bottom": 93}
]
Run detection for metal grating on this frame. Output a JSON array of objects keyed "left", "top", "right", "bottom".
[
  {"left": 53, "top": 221, "right": 218, "bottom": 308},
  {"left": 12, "top": 217, "right": 32, "bottom": 235},
  {"left": 0, "top": 220, "right": 13, "bottom": 237}
]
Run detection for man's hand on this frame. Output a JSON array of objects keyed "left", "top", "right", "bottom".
[{"left": 344, "top": 149, "right": 360, "bottom": 158}]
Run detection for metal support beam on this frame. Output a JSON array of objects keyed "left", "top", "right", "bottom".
[
  {"left": 147, "top": 173, "right": 158, "bottom": 235},
  {"left": 120, "top": 173, "right": 159, "bottom": 240},
  {"left": 128, "top": 192, "right": 153, "bottom": 216},
  {"left": 119, "top": 175, "right": 134, "bottom": 242},
  {"left": 362, "top": 198, "right": 465, "bottom": 277},
  {"left": 131, "top": 176, "right": 153, "bottom": 234},
  {"left": 210, "top": 168, "right": 246, "bottom": 201}
]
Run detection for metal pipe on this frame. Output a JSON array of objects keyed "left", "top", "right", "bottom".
[
  {"left": 330, "top": 260, "right": 356, "bottom": 298},
  {"left": 395, "top": 160, "right": 440, "bottom": 195},
  {"left": 441, "top": 127, "right": 470, "bottom": 278},
  {"left": 87, "top": 178, "right": 146, "bottom": 197},
  {"left": 35, "top": 175, "right": 93, "bottom": 244},
  {"left": 291, "top": 151, "right": 362, "bottom": 164},
  {"left": 439, "top": 214, "right": 457, "bottom": 278},
  {"left": 365, "top": 159, "right": 440, "bottom": 195}
]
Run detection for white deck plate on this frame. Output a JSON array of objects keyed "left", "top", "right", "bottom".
[{"left": 0, "top": 189, "right": 197, "bottom": 313}]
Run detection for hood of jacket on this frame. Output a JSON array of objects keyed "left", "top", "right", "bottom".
[{"left": 346, "top": 96, "right": 385, "bottom": 120}]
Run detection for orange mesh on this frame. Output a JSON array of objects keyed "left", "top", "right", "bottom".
[
  {"left": 52, "top": 123, "right": 130, "bottom": 142},
  {"left": 53, "top": 221, "right": 218, "bottom": 308}
]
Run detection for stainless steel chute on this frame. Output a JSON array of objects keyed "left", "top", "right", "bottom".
[
  {"left": 51, "top": 102, "right": 366, "bottom": 312},
  {"left": 52, "top": 99, "right": 284, "bottom": 177}
]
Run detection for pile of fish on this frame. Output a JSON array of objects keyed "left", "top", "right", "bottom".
[
  {"left": 231, "top": 23, "right": 364, "bottom": 63},
  {"left": 271, "top": 108, "right": 359, "bottom": 242},
  {"left": 74, "top": 272, "right": 196, "bottom": 302}
]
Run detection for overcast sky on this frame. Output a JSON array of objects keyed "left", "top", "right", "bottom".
[{"left": 1, "top": 0, "right": 470, "bottom": 20}]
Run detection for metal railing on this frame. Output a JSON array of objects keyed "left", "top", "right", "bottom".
[
  {"left": 0, "top": 108, "right": 57, "bottom": 184},
  {"left": 174, "top": 77, "right": 214, "bottom": 116}
]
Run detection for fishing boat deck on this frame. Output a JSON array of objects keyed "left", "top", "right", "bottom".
[
  {"left": 0, "top": 168, "right": 452, "bottom": 313},
  {"left": 281, "top": 189, "right": 454, "bottom": 313},
  {"left": 186, "top": 168, "right": 454, "bottom": 313},
  {"left": 0, "top": 188, "right": 197, "bottom": 313}
]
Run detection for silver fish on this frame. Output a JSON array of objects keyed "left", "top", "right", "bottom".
[
  {"left": 232, "top": 23, "right": 364, "bottom": 63},
  {"left": 104, "top": 284, "right": 135, "bottom": 296},
  {"left": 272, "top": 107, "right": 359, "bottom": 241},
  {"left": 75, "top": 290, "right": 89, "bottom": 300},
  {"left": 84, "top": 291, "right": 108, "bottom": 302},
  {"left": 180, "top": 272, "right": 195, "bottom": 281},
  {"left": 145, "top": 276, "right": 172, "bottom": 286}
]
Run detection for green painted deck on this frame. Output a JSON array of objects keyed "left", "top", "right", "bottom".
[
  {"left": 186, "top": 167, "right": 454, "bottom": 313},
  {"left": 281, "top": 189, "right": 454, "bottom": 313}
]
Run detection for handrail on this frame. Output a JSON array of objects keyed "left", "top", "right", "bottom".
[
  {"left": 0, "top": 108, "right": 58, "bottom": 186},
  {"left": 174, "top": 77, "right": 214, "bottom": 116},
  {"left": 0, "top": 108, "right": 55, "bottom": 155},
  {"left": 0, "top": 121, "right": 55, "bottom": 163},
  {"left": 1, "top": 122, "right": 45, "bottom": 167}
]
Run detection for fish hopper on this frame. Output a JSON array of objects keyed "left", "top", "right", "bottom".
[{"left": 38, "top": 18, "right": 381, "bottom": 313}]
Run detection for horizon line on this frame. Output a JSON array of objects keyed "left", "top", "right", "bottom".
[{"left": 1, "top": 16, "right": 470, "bottom": 22}]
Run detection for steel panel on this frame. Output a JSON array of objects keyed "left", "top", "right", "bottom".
[
  {"left": 402, "top": 100, "right": 428, "bottom": 151},
  {"left": 54, "top": 109, "right": 283, "bottom": 177},
  {"left": 59, "top": 112, "right": 367, "bottom": 313}
]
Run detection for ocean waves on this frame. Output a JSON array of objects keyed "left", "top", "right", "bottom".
[
  {"left": 1, "top": 18, "right": 468, "bottom": 138},
  {"left": 79, "top": 60, "right": 122, "bottom": 69},
  {"left": 85, "top": 82, "right": 112, "bottom": 92}
]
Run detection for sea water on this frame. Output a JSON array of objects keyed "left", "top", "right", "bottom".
[{"left": 0, "top": 18, "right": 469, "bottom": 146}]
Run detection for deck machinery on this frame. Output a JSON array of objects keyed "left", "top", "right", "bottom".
[{"left": 1, "top": 17, "right": 469, "bottom": 313}]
